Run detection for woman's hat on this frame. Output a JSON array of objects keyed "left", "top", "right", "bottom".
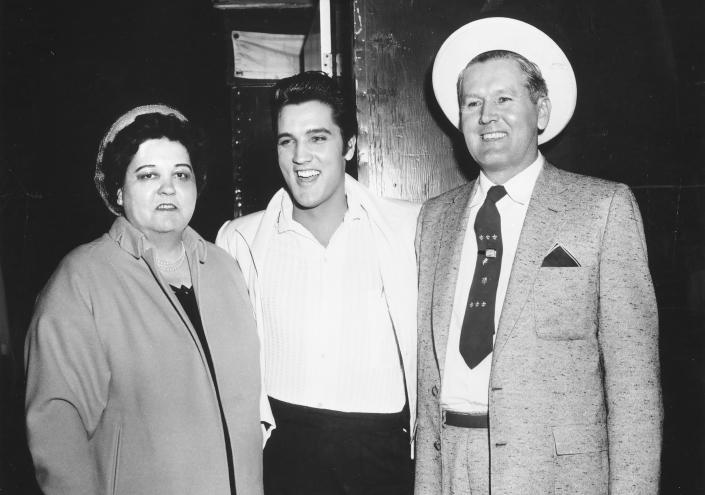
[
  {"left": 432, "top": 17, "right": 576, "bottom": 144},
  {"left": 95, "top": 104, "right": 187, "bottom": 215}
]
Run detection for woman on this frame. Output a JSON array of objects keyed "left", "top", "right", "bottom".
[{"left": 24, "top": 105, "right": 263, "bottom": 495}]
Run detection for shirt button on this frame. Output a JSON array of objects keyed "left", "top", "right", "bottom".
[
  {"left": 434, "top": 441, "right": 441, "bottom": 451},
  {"left": 431, "top": 385, "right": 439, "bottom": 397}
]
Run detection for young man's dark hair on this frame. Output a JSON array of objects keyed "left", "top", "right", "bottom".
[{"left": 272, "top": 71, "right": 358, "bottom": 146}]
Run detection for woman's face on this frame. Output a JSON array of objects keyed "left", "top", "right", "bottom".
[{"left": 117, "top": 137, "right": 196, "bottom": 240}]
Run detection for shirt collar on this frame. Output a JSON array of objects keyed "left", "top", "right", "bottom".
[
  {"left": 276, "top": 184, "right": 364, "bottom": 234},
  {"left": 471, "top": 152, "right": 545, "bottom": 207},
  {"left": 276, "top": 192, "right": 297, "bottom": 233}
]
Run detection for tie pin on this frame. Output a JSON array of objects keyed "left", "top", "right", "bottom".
[{"left": 478, "top": 249, "right": 497, "bottom": 258}]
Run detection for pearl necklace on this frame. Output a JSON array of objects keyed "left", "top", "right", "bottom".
[{"left": 155, "top": 243, "right": 186, "bottom": 272}]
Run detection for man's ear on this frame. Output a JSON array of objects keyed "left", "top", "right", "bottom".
[
  {"left": 537, "top": 97, "right": 551, "bottom": 132},
  {"left": 116, "top": 188, "right": 123, "bottom": 206},
  {"left": 344, "top": 136, "right": 357, "bottom": 161}
]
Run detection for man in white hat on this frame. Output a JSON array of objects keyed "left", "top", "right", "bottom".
[{"left": 415, "top": 17, "right": 662, "bottom": 494}]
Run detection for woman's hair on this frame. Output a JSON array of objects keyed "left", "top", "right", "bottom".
[{"left": 99, "top": 112, "right": 206, "bottom": 215}]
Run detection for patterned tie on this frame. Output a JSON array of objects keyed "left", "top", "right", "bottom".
[{"left": 459, "top": 185, "right": 507, "bottom": 369}]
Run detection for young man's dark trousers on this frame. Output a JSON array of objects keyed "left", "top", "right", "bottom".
[{"left": 263, "top": 397, "right": 414, "bottom": 495}]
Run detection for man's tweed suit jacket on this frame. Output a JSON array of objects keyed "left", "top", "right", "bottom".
[{"left": 414, "top": 163, "right": 662, "bottom": 495}]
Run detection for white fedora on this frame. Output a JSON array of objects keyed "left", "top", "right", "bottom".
[{"left": 432, "top": 17, "right": 576, "bottom": 144}]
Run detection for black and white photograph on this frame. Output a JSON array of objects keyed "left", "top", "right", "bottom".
[{"left": 1, "top": 0, "right": 703, "bottom": 493}]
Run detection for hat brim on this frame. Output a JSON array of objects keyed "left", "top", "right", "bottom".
[{"left": 432, "top": 17, "right": 576, "bottom": 145}]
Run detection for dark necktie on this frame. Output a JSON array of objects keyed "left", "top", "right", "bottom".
[{"left": 459, "top": 185, "right": 507, "bottom": 369}]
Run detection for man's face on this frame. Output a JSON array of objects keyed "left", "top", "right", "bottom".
[
  {"left": 459, "top": 58, "right": 550, "bottom": 178},
  {"left": 276, "top": 100, "right": 355, "bottom": 212}
]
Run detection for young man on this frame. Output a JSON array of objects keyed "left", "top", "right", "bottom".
[
  {"left": 217, "top": 71, "right": 419, "bottom": 494},
  {"left": 415, "top": 18, "right": 662, "bottom": 494}
]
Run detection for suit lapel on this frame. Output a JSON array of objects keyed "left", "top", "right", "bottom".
[
  {"left": 492, "top": 164, "right": 571, "bottom": 360},
  {"left": 432, "top": 182, "right": 476, "bottom": 373}
]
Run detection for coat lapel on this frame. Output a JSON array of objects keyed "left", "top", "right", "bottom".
[
  {"left": 492, "top": 164, "right": 571, "bottom": 360},
  {"left": 432, "top": 182, "right": 476, "bottom": 373}
]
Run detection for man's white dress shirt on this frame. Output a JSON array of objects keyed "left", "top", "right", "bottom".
[
  {"left": 441, "top": 154, "right": 544, "bottom": 414},
  {"left": 260, "top": 187, "right": 406, "bottom": 413}
]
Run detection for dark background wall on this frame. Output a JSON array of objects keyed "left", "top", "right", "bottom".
[{"left": 1, "top": 0, "right": 703, "bottom": 493}]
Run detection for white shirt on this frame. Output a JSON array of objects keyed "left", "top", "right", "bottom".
[
  {"left": 259, "top": 187, "right": 406, "bottom": 413},
  {"left": 441, "top": 154, "right": 544, "bottom": 413}
]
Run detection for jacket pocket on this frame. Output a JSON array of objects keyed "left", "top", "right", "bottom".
[
  {"left": 552, "top": 423, "right": 608, "bottom": 495},
  {"left": 552, "top": 423, "right": 607, "bottom": 455},
  {"left": 532, "top": 267, "right": 597, "bottom": 340}
]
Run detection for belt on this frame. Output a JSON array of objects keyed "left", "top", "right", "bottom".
[
  {"left": 268, "top": 397, "right": 408, "bottom": 431},
  {"left": 443, "top": 410, "right": 489, "bottom": 428}
]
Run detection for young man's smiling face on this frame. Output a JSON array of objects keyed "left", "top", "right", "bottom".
[
  {"left": 276, "top": 100, "right": 355, "bottom": 214},
  {"left": 459, "top": 58, "right": 550, "bottom": 181}
]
